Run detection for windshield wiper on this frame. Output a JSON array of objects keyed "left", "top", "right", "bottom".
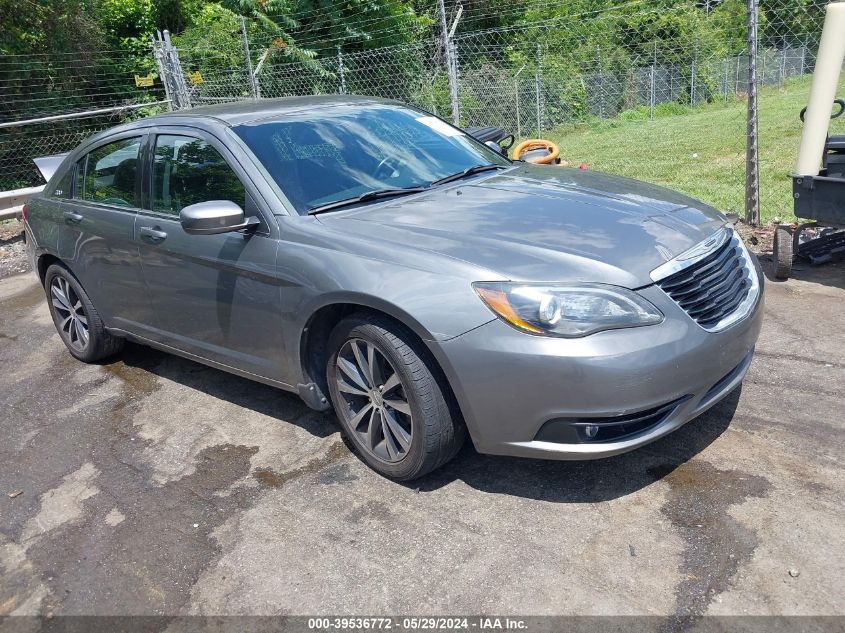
[
  {"left": 308, "top": 187, "right": 427, "bottom": 215},
  {"left": 429, "top": 163, "right": 508, "bottom": 187},
  {"left": 306, "top": 164, "right": 507, "bottom": 215}
]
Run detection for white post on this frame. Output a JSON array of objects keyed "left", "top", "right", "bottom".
[
  {"left": 596, "top": 46, "right": 604, "bottom": 119},
  {"left": 337, "top": 46, "right": 346, "bottom": 94},
  {"left": 650, "top": 65, "right": 656, "bottom": 117},
  {"left": 438, "top": 0, "right": 460, "bottom": 125},
  {"left": 735, "top": 54, "right": 741, "bottom": 95},
  {"left": 151, "top": 33, "right": 173, "bottom": 111},
  {"left": 795, "top": 3, "right": 845, "bottom": 176},
  {"left": 240, "top": 16, "right": 259, "bottom": 99},
  {"left": 163, "top": 30, "right": 191, "bottom": 109},
  {"left": 651, "top": 41, "right": 658, "bottom": 116},
  {"left": 691, "top": 52, "right": 697, "bottom": 104},
  {"left": 513, "top": 64, "right": 525, "bottom": 138},
  {"left": 535, "top": 42, "right": 542, "bottom": 136}
]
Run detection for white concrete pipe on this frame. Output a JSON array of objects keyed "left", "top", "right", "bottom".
[{"left": 794, "top": 2, "right": 845, "bottom": 176}]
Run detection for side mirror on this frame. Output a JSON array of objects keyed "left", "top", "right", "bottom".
[
  {"left": 179, "top": 200, "right": 259, "bottom": 235},
  {"left": 485, "top": 140, "right": 505, "bottom": 156}
]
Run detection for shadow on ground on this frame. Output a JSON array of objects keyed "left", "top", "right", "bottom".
[
  {"left": 413, "top": 388, "right": 738, "bottom": 502},
  {"left": 759, "top": 250, "right": 845, "bottom": 288},
  {"left": 111, "top": 339, "right": 740, "bottom": 505},
  {"left": 113, "top": 342, "right": 337, "bottom": 439}
]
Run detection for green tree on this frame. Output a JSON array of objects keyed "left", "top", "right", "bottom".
[
  {"left": 99, "top": 0, "right": 158, "bottom": 53},
  {"left": 760, "top": 0, "right": 825, "bottom": 48},
  {"left": 0, "top": 0, "right": 101, "bottom": 57},
  {"left": 292, "top": 0, "right": 430, "bottom": 53}
]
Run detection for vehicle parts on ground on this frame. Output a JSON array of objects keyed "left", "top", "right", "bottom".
[
  {"left": 465, "top": 126, "right": 514, "bottom": 155},
  {"left": 780, "top": 3, "right": 845, "bottom": 280}
]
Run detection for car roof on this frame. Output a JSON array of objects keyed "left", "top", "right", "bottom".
[
  {"left": 142, "top": 94, "right": 398, "bottom": 127},
  {"left": 60, "top": 95, "right": 408, "bottom": 166}
]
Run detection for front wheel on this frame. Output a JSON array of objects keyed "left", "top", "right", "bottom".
[
  {"left": 326, "top": 314, "right": 465, "bottom": 480},
  {"left": 44, "top": 263, "right": 124, "bottom": 363}
]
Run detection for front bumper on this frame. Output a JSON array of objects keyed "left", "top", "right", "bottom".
[{"left": 431, "top": 281, "right": 764, "bottom": 460}]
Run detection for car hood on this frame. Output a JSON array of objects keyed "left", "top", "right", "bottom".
[{"left": 319, "top": 164, "right": 727, "bottom": 288}]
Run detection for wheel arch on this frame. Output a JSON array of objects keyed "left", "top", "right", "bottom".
[
  {"left": 298, "top": 297, "right": 466, "bottom": 429},
  {"left": 36, "top": 253, "right": 64, "bottom": 284}
]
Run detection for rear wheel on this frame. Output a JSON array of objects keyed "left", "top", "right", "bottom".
[
  {"left": 326, "top": 314, "right": 465, "bottom": 480},
  {"left": 44, "top": 263, "right": 124, "bottom": 363}
]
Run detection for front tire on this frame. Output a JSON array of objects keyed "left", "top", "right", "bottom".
[
  {"left": 326, "top": 314, "right": 465, "bottom": 480},
  {"left": 44, "top": 263, "right": 124, "bottom": 363}
]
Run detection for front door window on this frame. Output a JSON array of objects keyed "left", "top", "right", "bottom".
[{"left": 152, "top": 135, "right": 246, "bottom": 215}]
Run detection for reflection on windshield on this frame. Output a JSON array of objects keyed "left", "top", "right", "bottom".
[{"left": 234, "top": 104, "right": 509, "bottom": 214}]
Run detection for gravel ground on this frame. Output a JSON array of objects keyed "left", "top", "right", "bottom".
[{"left": 0, "top": 220, "right": 29, "bottom": 280}]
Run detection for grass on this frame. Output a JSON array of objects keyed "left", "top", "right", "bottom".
[{"left": 544, "top": 76, "right": 845, "bottom": 224}]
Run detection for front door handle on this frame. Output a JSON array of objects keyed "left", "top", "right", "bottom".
[
  {"left": 139, "top": 226, "right": 167, "bottom": 243},
  {"left": 63, "top": 210, "right": 83, "bottom": 224}
]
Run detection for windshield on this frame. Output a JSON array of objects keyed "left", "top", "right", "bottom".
[{"left": 234, "top": 104, "right": 510, "bottom": 214}]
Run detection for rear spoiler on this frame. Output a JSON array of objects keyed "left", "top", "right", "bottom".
[{"left": 33, "top": 153, "right": 69, "bottom": 182}]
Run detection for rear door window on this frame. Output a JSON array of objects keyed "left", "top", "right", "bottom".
[
  {"left": 75, "top": 137, "right": 142, "bottom": 207},
  {"left": 151, "top": 135, "right": 246, "bottom": 216}
]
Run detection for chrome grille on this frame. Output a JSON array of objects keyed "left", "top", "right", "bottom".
[{"left": 653, "top": 228, "right": 759, "bottom": 332}]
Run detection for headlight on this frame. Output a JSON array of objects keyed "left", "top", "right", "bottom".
[{"left": 473, "top": 282, "right": 664, "bottom": 337}]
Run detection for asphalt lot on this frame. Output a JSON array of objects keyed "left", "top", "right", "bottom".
[{"left": 0, "top": 256, "right": 843, "bottom": 621}]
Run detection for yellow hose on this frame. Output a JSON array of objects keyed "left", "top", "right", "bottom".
[{"left": 513, "top": 139, "right": 560, "bottom": 164}]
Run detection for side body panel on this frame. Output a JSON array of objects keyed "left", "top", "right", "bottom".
[
  {"left": 132, "top": 125, "right": 286, "bottom": 382},
  {"left": 53, "top": 131, "right": 153, "bottom": 331},
  {"left": 24, "top": 196, "right": 62, "bottom": 270},
  {"left": 134, "top": 213, "right": 284, "bottom": 381},
  {"left": 57, "top": 203, "right": 151, "bottom": 331},
  {"left": 269, "top": 214, "right": 502, "bottom": 387}
]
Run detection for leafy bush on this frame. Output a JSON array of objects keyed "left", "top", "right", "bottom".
[
  {"left": 619, "top": 106, "right": 650, "bottom": 121},
  {"left": 655, "top": 102, "right": 691, "bottom": 117}
]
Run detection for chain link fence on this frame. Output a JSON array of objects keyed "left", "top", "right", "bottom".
[
  {"left": 1, "top": 0, "right": 838, "bottom": 224},
  {"left": 0, "top": 47, "right": 166, "bottom": 191},
  {"left": 455, "top": 33, "right": 813, "bottom": 133}
]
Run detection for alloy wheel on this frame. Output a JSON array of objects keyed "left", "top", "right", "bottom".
[
  {"left": 335, "top": 338, "right": 413, "bottom": 463},
  {"left": 50, "top": 276, "right": 89, "bottom": 352}
]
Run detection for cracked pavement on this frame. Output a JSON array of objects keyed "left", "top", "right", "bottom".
[{"left": 0, "top": 258, "right": 843, "bottom": 621}]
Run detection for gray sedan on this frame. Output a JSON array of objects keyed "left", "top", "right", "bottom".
[{"left": 24, "top": 96, "right": 763, "bottom": 480}]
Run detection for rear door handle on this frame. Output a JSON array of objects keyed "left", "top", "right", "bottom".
[
  {"left": 139, "top": 226, "right": 167, "bottom": 243},
  {"left": 63, "top": 210, "right": 83, "bottom": 224}
]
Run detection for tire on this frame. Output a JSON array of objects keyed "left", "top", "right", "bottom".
[
  {"left": 773, "top": 224, "right": 793, "bottom": 280},
  {"left": 44, "top": 263, "right": 124, "bottom": 363},
  {"left": 326, "top": 313, "right": 465, "bottom": 480}
]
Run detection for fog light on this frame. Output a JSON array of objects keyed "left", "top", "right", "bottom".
[{"left": 584, "top": 424, "right": 599, "bottom": 439}]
